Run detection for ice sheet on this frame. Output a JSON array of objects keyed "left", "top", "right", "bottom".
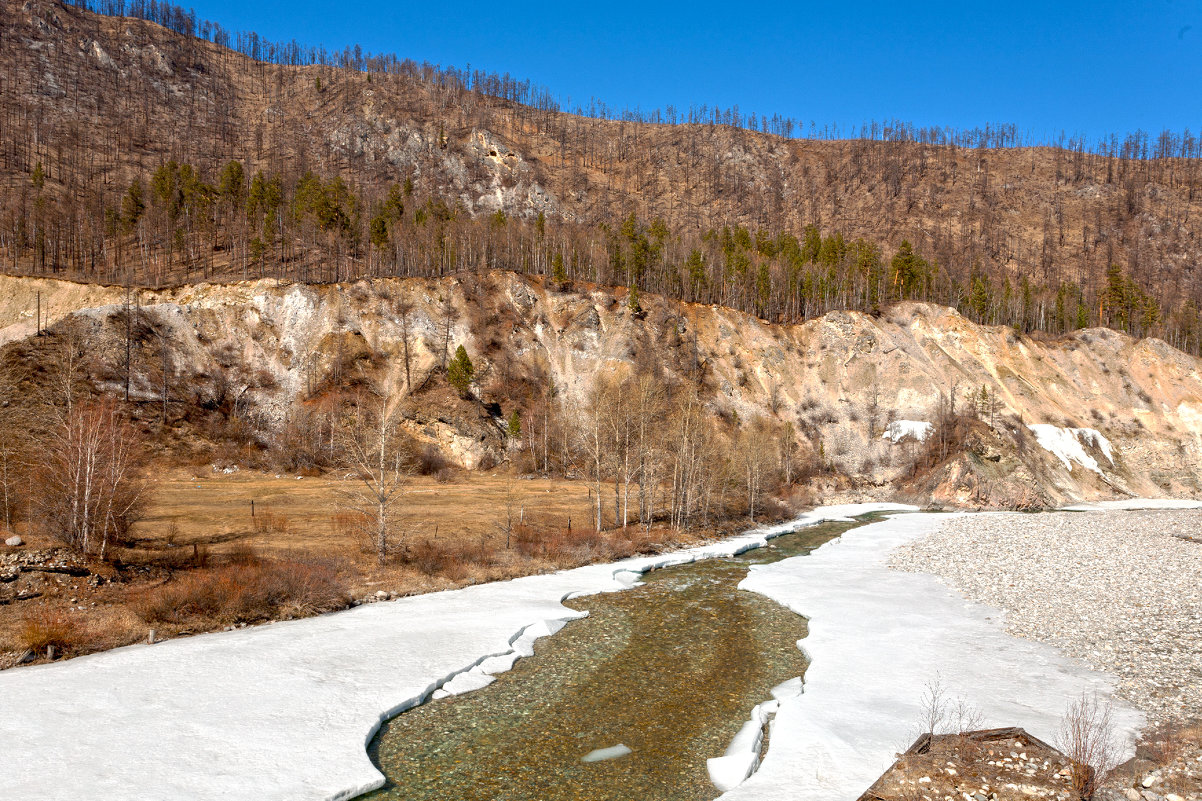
[{"left": 722, "top": 512, "right": 1144, "bottom": 801}]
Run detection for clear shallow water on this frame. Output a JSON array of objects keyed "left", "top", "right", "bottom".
[{"left": 361, "top": 519, "right": 866, "bottom": 801}]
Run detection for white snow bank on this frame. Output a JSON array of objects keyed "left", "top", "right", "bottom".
[
  {"left": 1027, "top": 424, "right": 1115, "bottom": 473},
  {"left": 0, "top": 503, "right": 911, "bottom": 801},
  {"left": 1061, "top": 498, "right": 1202, "bottom": 511},
  {"left": 707, "top": 677, "right": 803, "bottom": 792},
  {"left": 719, "top": 513, "right": 1143, "bottom": 801},
  {"left": 881, "top": 419, "right": 933, "bottom": 443}
]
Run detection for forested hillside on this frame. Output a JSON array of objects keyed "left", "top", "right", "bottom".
[{"left": 4, "top": 0, "right": 1202, "bottom": 351}]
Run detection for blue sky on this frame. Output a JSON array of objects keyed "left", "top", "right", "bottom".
[{"left": 188, "top": 0, "right": 1201, "bottom": 142}]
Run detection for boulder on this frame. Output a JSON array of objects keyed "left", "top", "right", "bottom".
[{"left": 4, "top": 535, "right": 22, "bottom": 547}]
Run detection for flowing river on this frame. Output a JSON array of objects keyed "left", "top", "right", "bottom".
[{"left": 361, "top": 518, "right": 870, "bottom": 801}]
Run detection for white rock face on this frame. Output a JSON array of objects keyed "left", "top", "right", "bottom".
[{"left": 1027, "top": 424, "right": 1115, "bottom": 473}]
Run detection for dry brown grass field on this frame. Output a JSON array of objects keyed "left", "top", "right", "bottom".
[
  {"left": 136, "top": 469, "right": 599, "bottom": 565},
  {"left": 0, "top": 470, "right": 718, "bottom": 668}
]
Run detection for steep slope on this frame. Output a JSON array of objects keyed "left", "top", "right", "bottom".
[
  {"left": 2, "top": 272, "right": 1199, "bottom": 507},
  {"left": 3, "top": 0, "right": 1202, "bottom": 342}
]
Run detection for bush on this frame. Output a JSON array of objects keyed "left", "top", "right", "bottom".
[
  {"left": 1058, "top": 693, "right": 1118, "bottom": 801},
  {"left": 133, "top": 552, "right": 347, "bottom": 625},
  {"left": 19, "top": 609, "right": 85, "bottom": 656},
  {"left": 511, "top": 523, "right": 659, "bottom": 564},
  {"left": 402, "top": 538, "right": 493, "bottom": 580},
  {"left": 416, "top": 444, "right": 449, "bottom": 476}
]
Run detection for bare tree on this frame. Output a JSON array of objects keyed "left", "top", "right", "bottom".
[
  {"left": 917, "top": 674, "right": 949, "bottom": 736},
  {"left": 44, "top": 320, "right": 90, "bottom": 416},
  {"left": 577, "top": 376, "right": 613, "bottom": 532},
  {"left": 0, "top": 363, "right": 29, "bottom": 533},
  {"left": 337, "top": 395, "right": 410, "bottom": 565},
  {"left": 737, "top": 417, "right": 780, "bottom": 522},
  {"left": 495, "top": 469, "right": 519, "bottom": 548},
  {"left": 438, "top": 297, "right": 459, "bottom": 370},
  {"left": 395, "top": 299, "right": 415, "bottom": 393},
  {"left": 631, "top": 373, "right": 666, "bottom": 529},
  {"left": 38, "top": 400, "right": 149, "bottom": 559}
]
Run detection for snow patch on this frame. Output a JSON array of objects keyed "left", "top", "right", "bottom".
[
  {"left": 881, "top": 420, "right": 933, "bottom": 443},
  {"left": 1061, "top": 498, "right": 1202, "bottom": 511},
  {"left": 707, "top": 676, "right": 807, "bottom": 792},
  {"left": 707, "top": 699, "right": 778, "bottom": 792},
  {"left": 1027, "top": 424, "right": 1115, "bottom": 473}
]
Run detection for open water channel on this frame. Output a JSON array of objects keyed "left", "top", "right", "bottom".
[{"left": 360, "top": 517, "right": 871, "bottom": 801}]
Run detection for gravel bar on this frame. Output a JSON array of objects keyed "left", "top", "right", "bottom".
[{"left": 889, "top": 510, "right": 1202, "bottom": 725}]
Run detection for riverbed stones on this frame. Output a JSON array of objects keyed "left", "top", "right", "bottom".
[{"left": 890, "top": 510, "right": 1202, "bottom": 725}]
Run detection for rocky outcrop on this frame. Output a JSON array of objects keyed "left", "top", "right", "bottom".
[{"left": 2, "top": 271, "right": 1201, "bottom": 507}]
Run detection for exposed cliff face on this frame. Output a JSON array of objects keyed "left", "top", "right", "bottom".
[{"left": 2, "top": 272, "right": 1200, "bottom": 508}]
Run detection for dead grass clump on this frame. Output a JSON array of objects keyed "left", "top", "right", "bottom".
[
  {"left": 133, "top": 553, "right": 347, "bottom": 625},
  {"left": 1143, "top": 721, "right": 1198, "bottom": 768},
  {"left": 253, "top": 510, "right": 290, "bottom": 536},
  {"left": 19, "top": 608, "right": 86, "bottom": 656}
]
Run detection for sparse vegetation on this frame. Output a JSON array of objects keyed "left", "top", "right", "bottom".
[{"left": 132, "top": 551, "right": 347, "bottom": 625}]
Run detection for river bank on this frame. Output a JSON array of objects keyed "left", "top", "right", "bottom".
[
  {"left": 722, "top": 512, "right": 1144, "bottom": 801},
  {"left": 890, "top": 506, "right": 1202, "bottom": 725}
]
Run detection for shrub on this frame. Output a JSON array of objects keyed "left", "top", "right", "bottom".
[
  {"left": 133, "top": 552, "right": 347, "bottom": 625},
  {"left": 1058, "top": 692, "right": 1118, "bottom": 801},
  {"left": 401, "top": 538, "right": 493, "bottom": 580}
]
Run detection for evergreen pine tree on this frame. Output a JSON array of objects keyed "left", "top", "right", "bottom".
[
  {"left": 628, "top": 283, "right": 642, "bottom": 314},
  {"left": 551, "top": 252, "right": 568, "bottom": 286},
  {"left": 447, "top": 345, "right": 474, "bottom": 395}
]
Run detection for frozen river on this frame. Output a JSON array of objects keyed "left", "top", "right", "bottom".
[{"left": 0, "top": 505, "right": 1143, "bottom": 800}]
